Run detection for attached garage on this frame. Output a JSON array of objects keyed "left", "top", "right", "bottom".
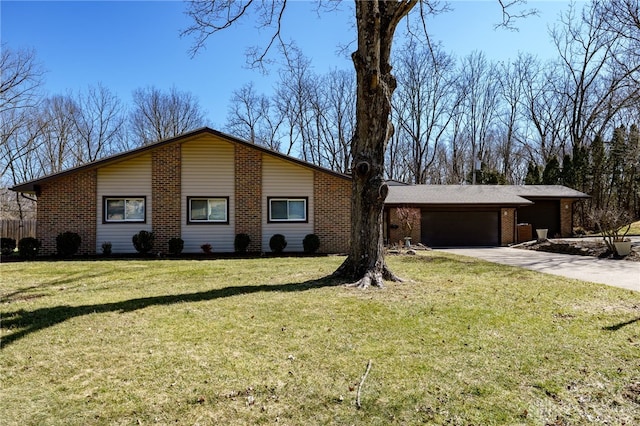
[
  {"left": 421, "top": 209, "right": 500, "bottom": 247},
  {"left": 517, "top": 199, "right": 561, "bottom": 238},
  {"left": 385, "top": 185, "right": 589, "bottom": 247}
]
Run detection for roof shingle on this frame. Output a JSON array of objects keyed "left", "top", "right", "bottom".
[{"left": 386, "top": 185, "right": 589, "bottom": 205}]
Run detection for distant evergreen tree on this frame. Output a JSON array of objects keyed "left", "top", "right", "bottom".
[
  {"left": 571, "top": 146, "right": 589, "bottom": 191},
  {"left": 524, "top": 161, "right": 542, "bottom": 185},
  {"left": 542, "top": 156, "right": 561, "bottom": 184},
  {"left": 590, "top": 135, "right": 606, "bottom": 209},
  {"left": 625, "top": 124, "right": 640, "bottom": 215},
  {"left": 609, "top": 126, "right": 627, "bottom": 208},
  {"left": 561, "top": 154, "right": 574, "bottom": 187},
  {"left": 465, "top": 163, "right": 506, "bottom": 185}
]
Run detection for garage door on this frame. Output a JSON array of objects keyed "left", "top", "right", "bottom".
[{"left": 421, "top": 210, "right": 500, "bottom": 247}]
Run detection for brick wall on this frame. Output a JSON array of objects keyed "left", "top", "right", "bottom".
[
  {"left": 313, "top": 172, "right": 351, "bottom": 253},
  {"left": 36, "top": 169, "right": 97, "bottom": 255},
  {"left": 387, "top": 207, "right": 422, "bottom": 247},
  {"left": 501, "top": 208, "right": 516, "bottom": 246},
  {"left": 560, "top": 198, "right": 573, "bottom": 237},
  {"left": 152, "top": 144, "right": 181, "bottom": 253},
  {"left": 235, "top": 144, "right": 262, "bottom": 252}
]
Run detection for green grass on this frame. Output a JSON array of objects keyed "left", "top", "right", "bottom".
[
  {"left": 627, "top": 220, "right": 640, "bottom": 235},
  {"left": 1, "top": 254, "right": 639, "bottom": 425}
]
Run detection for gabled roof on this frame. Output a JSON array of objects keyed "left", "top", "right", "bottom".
[
  {"left": 10, "top": 127, "right": 351, "bottom": 193},
  {"left": 386, "top": 184, "right": 589, "bottom": 206}
]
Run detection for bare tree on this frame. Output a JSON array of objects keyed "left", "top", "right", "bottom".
[
  {"left": 594, "top": 0, "right": 640, "bottom": 66},
  {"left": 0, "top": 46, "right": 45, "bottom": 179},
  {"left": 0, "top": 109, "right": 43, "bottom": 219},
  {"left": 519, "top": 57, "right": 570, "bottom": 163},
  {"left": 72, "top": 84, "right": 126, "bottom": 163},
  {"left": 273, "top": 46, "right": 321, "bottom": 159},
  {"left": 183, "top": 0, "right": 534, "bottom": 287},
  {"left": 551, "top": 2, "right": 640, "bottom": 152},
  {"left": 317, "top": 69, "right": 356, "bottom": 173},
  {"left": 496, "top": 56, "right": 525, "bottom": 182},
  {"left": 226, "top": 82, "right": 274, "bottom": 147},
  {"left": 458, "top": 51, "right": 501, "bottom": 184},
  {"left": 35, "top": 95, "right": 80, "bottom": 175},
  {"left": 0, "top": 45, "right": 44, "bottom": 114},
  {"left": 130, "top": 86, "right": 206, "bottom": 145},
  {"left": 392, "top": 39, "right": 458, "bottom": 184}
]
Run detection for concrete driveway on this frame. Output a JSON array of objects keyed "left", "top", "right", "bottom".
[{"left": 436, "top": 246, "right": 640, "bottom": 292}]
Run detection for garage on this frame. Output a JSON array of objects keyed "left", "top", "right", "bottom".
[
  {"left": 517, "top": 199, "right": 561, "bottom": 238},
  {"left": 421, "top": 210, "right": 500, "bottom": 247},
  {"left": 384, "top": 184, "right": 589, "bottom": 247}
]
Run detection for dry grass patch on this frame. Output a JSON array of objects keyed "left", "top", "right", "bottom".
[{"left": 1, "top": 254, "right": 639, "bottom": 425}]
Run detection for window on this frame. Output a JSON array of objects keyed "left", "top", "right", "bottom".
[
  {"left": 268, "top": 197, "right": 308, "bottom": 222},
  {"left": 188, "top": 197, "right": 229, "bottom": 224},
  {"left": 104, "top": 197, "right": 146, "bottom": 223}
]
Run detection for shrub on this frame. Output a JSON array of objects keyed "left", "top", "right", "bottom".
[
  {"left": 201, "top": 243, "right": 213, "bottom": 254},
  {"left": 168, "top": 237, "right": 184, "bottom": 255},
  {"left": 302, "top": 234, "right": 320, "bottom": 254},
  {"left": 101, "top": 241, "right": 112, "bottom": 256},
  {"left": 589, "top": 207, "right": 633, "bottom": 255},
  {"left": 269, "top": 234, "right": 287, "bottom": 253},
  {"left": 234, "top": 233, "right": 251, "bottom": 253},
  {"left": 18, "top": 237, "right": 41, "bottom": 260},
  {"left": 132, "top": 230, "right": 154, "bottom": 254},
  {"left": 56, "top": 231, "right": 82, "bottom": 257},
  {"left": 573, "top": 227, "right": 586, "bottom": 236},
  {"left": 1, "top": 237, "right": 16, "bottom": 255}
]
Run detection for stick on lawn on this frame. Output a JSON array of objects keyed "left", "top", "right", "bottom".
[{"left": 356, "top": 359, "right": 372, "bottom": 409}]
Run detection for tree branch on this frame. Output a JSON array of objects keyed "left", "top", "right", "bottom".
[
  {"left": 494, "top": 0, "right": 539, "bottom": 31},
  {"left": 356, "top": 359, "right": 372, "bottom": 409}
]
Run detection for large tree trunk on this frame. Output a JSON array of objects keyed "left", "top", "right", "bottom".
[{"left": 333, "top": 1, "right": 415, "bottom": 288}]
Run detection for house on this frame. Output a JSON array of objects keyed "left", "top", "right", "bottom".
[
  {"left": 10, "top": 127, "right": 590, "bottom": 255},
  {"left": 10, "top": 127, "right": 352, "bottom": 255},
  {"left": 384, "top": 184, "right": 589, "bottom": 247}
]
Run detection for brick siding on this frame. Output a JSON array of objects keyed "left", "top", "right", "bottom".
[
  {"left": 152, "top": 144, "right": 181, "bottom": 253},
  {"left": 32, "top": 136, "right": 353, "bottom": 256},
  {"left": 501, "top": 208, "right": 516, "bottom": 246},
  {"left": 36, "top": 169, "right": 97, "bottom": 256},
  {"left": 387, "top": 207, "right": 421, "bottom": 247},
  {"left": 560, "top": 198, "right": 573, "bottom": 237},
  {"left": 235, "top": 144, "right": 263, "bottom": 252},
  {"left": 313, "top": 172, "right": 351, "bottom": 253}
]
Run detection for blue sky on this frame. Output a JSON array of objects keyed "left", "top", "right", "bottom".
[{"left": 2, "top": 1, "right": 579, "bottom": 128}]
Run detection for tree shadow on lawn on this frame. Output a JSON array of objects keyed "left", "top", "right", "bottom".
[
  {"left": 1, "top": 271, "right": 107, "bottom": 304},
  {"left": 0, "top": 276, "right": 345, "bottom": 349},
  {"left": 603, "top": 316, "right": 640, "bottom": 331}
]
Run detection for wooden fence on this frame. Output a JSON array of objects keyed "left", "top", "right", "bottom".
[{"left": 1, "top": 220, "right": 37, "bottom": 241}]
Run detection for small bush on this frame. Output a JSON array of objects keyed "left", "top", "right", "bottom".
[
  {"left": 269, "top": 234, "right": 287, "bottom": 254},
  {"left": 201, "top": 243, "right": 213, "bottom": 254},
  {"left": 18, "top": 237, "right": 41, "bottom": 260},
  {"left": 56, "top": 231, "right": 82, "bottom": 257},
  {"left": 234, "top": 233, "right": 251, "bottom": 253},
  {"left": 101, "top": 241, "right": 112, "bottom": 256},
  {"left": 168, "top": 237, "right": 184, "bottom": 255},
  {"left": 132, "top": 230, "right": 154, "bottom": 254},
  {"left": 302, "top": 234, "right": 320, "bottom": 254},
  {"left": 1, "top": 237, "right": 16, "bottom": 255},
  {"left": 573, "top": 227, "right": 586, "bottom": 236}
]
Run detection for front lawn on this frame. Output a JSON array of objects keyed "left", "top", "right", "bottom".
[{"left": 1, "top": 254, "right": 639, "bottom": 425}]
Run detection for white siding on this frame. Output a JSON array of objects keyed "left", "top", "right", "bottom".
[
  {"left": 262, "top": 155, "right": 314, "bottom": 252},
  {"left": 97, "top": 154, "right": 152, "bottom": 253},
  {"left": 181, "top": 136, "right": 235, "bottom": 252}
]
